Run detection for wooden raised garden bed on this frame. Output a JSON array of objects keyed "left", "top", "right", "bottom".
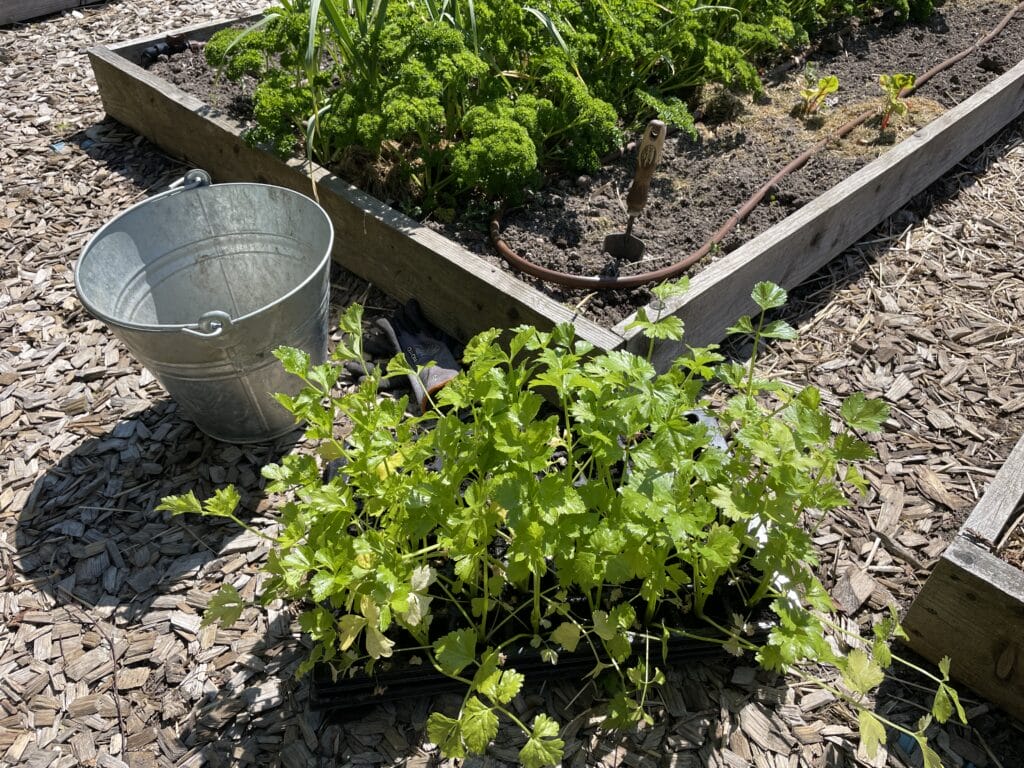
[
  {"left": 1, "top": 0, "right": 104, "bottom": 25},
  {"left": 88, "top": 19, "right": 1024, "bottom": 359},
  {"left": 904, "top": 434, "right": 1024, "bottom": 722}
]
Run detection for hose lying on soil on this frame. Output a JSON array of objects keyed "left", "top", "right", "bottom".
[{"left": 490, "top": 1, "right": 1024, "bottom": 290}]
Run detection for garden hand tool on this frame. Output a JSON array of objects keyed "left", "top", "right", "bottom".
[
  {"left": 603, "top": 119, "right": 666, "bottom": 261},
  {"left": 376, "top": 300, "right": 462, "bottom": 413}
]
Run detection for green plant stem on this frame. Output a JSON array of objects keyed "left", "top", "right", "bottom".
[
  {"left": 401, "top": 542, "right": 444, "bottom": 560},
  {"left": 659, "top": 625, "right": 743, "bottom": 649},
  {"left": 790, "top": 668, "right": 927, "bottom": 742},
  {"left": 746, "top": 308, "right": 767, "bottom": 394},
  {"left": 531, "top": 569, "right": 542, "bottom": 633},
  {"left": 228, "top": 515, "right": 277, "bottom": 542},
  {"left": 480, "top": 555, "right": 490, "bottom": 638},
  {"left": 435, "top": 580, "right": 475, "bottom": 626}
]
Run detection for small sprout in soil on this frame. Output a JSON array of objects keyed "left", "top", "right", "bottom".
[
  {"left": 878, "top": 72, "right": 916, "bottom": 131},
  {"left": 796, "top": 69, "right": 839, "bottom": 118}
]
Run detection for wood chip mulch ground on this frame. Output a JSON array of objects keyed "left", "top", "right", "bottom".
[{"left": 2, "top": 2, "right": 1024, "bottom": 767}]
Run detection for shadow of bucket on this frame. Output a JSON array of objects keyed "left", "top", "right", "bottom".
[{"left": 74, "top": 170, "right": 334, "bottom": 444}]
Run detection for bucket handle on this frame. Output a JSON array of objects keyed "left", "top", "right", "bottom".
[
  {"left": 168, "top": 172, "right": 229, "bottom": 343},
  {"left": 182, "top": 310, "right": 234, "bottom": 339}
]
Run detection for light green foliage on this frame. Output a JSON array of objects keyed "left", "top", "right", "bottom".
[
  {"left": 205, "top": 28, "right": 268, "bottom": 80},
  {"left": 843, "top": 647, "right": 886, "bottom": 695},
  {"left": 858, "top": 709, "right": 887, "bottom": 758},
  {"left": 533, "top": 59, "right": 620, "bottom": 171},
  {"left": 798, "top": 71, "right": 839, "bottom": 116},
  {"left": 165, "top": 284, "right": 929, "bottom": 768},
  {"left": 451, "top": 100, "right": 540, "bottom": 201},
  {"left": 249, "top": 72, "right": 316, "bottom": 154},
  {"left": 201, "top": 584, "right": 246, "bottom": 628},
  {"left": 165, "top": 282, "right": 963, "bottom": 766},
  {"left": 205, "top": 9, "right": 310, "bottom": 81},
  {"left": 878, "top": 72, "right": 916, "bottom": 130},
  {"left": 520, "top": 714, "right": 565, "bottom": 768}
]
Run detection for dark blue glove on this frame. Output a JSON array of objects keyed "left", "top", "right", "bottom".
[{"left": 376, "top": 300, "right": 461, "bottom": 413}]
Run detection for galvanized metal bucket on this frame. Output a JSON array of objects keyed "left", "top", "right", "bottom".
[{"left": 75, "top": 170, "right": 334, "bottom": 443}]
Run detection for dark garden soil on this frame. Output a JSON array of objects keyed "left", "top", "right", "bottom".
[{"left": 150, "top": 1, "right": 1024, "bottom": 326}]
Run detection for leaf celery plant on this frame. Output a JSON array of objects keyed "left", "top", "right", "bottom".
[{"left": 160, "top": 280, "right": 964, "bottom": 766}]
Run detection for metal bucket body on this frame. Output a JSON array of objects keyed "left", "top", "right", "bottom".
[{"left": 75, "top": 173, "right": 334, "bottom": 443}]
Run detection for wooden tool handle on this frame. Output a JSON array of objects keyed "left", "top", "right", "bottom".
[{"left": 625, "top": 119, "right": 666, "bottom": 216}]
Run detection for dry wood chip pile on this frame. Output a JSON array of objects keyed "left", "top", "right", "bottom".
[{"left": 2, "top": 1, "right": 1024, "bottom": 767}]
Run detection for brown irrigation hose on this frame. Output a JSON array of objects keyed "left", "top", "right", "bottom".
[{"left": 490, "top": 1, "right": 1024, "bottom": 290}]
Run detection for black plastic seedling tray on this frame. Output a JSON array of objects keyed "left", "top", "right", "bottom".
[{"left": 310, "top": 623, "right": 768, "bottom": 711}]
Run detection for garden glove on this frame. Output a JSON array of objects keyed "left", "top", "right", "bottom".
[
  {"left": 375, "top": 300, "right": 461, "bottom": 413},
  {"left": 141, "top": 34, "right": 193, "bottom": 66},
  {"left": 341, "top": 329, "right": 409, "bottom": 393}
]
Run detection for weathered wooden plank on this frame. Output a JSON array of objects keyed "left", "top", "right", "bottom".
[
  {"left": 903, "top": 535, "right": 1024, "bottom": 722},
  {"left": 86, "top": 30, "right": 623, "bottom": 352},
  {"left": 617, "top": 57, "right": 1024, "bottom": 368},
  {"left": 0, "top": 0, "right": 103, "bottom": 26},
  {"left": 962, "top": 433, "right": 1024, "bottom": 544}
]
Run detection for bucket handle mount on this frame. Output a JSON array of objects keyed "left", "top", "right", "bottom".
[
  {"left": 166, "top": 168, "right": 212, "bottom": 193},
  {"left": 182, "top": 310, "right": 234, "bottom": 339}
]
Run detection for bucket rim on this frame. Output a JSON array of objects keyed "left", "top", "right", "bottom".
[{"left": 74, "top": 180, "right": 335, "bottom": 334}]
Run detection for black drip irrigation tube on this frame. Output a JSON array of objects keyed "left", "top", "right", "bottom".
[{"left": 490, "top": 2, "right": 1024, "bottom": 290}]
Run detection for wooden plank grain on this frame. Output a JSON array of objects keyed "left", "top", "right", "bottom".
[
  {"left": 617, "top": 57, "right": 1024, "bottom": 368},
  {"left": 963, "top": 433, "right": 1024, "bottom": 544},
  {"left": 0, "top": 0, "right": 103, "bottom": 25},
  {"left": 904, "top": 536, "right": 1024, "bottom": 722},
  {"left": 87, "top": 39, "right": 622, "bottom": 351}
]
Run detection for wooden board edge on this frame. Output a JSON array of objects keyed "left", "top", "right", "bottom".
[
  {"left": 0, "top": 0, "right": 103, "bottom": 26},
  {"left": 942, "top": 535, "right": 1024, "bottom": 597},
  {"left": 104, "top": 15, "right": 263, "bottom": 60},
  {"left": 903, "top": 536, "right": 1024, "bottom": 722},
  {"left": 88, "top": 25, "right": 623, "bottom": 351},
  {"left": 614, "top": 56, "right": 1024, "bottom": 367},
  {"left": 962, "top": 432, "right": 1024, "bottom": 544}
]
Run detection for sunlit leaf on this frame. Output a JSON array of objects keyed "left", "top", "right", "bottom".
[
  {"left": 155, "top": 492, "right": 203, "bottom": 517},
  {"left": 843, "top": 648, "right": 885, "bottom": 695},
  {"left": 461, "top": 697, "right": 498, "bottom": 753},
  {"left": 551, "top": 622, "right": 581, "bottom": 652},
  {"left": 751, "top": 281, "right": 787, "bottom": 310},
  {"left": 858, "top": 709, "right": 887, "bottom": 758},
  {"left": 434, "top": 629, "right": 477, "bottom": 675},
  {"left": 760, "top": 319, "right": 798, "bottom": 340},
  {"left": 201, "top": 584, "right": 245, "bottom": 628},
  {"left": 426, "top": 713, "right": 465, "bottom": 758},
  {"left": 840, "top": 392, "right": 889, "bottom": 432},
  {"left": 519, "top": 713, "right": 564, "bottom": 768},
  {"left": 931, "top": 686, "right": 953, "bottom": 724}
]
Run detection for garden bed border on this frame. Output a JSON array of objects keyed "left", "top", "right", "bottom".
[
  {"left": 0, "top": 0, "right": 104, "bottom": 26},
  {"left": 904, "top": 433, "right": 1024, "bottom": 723},
  {"left": 88, "top": 18, "right": 1024, "bottom": 362}
]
